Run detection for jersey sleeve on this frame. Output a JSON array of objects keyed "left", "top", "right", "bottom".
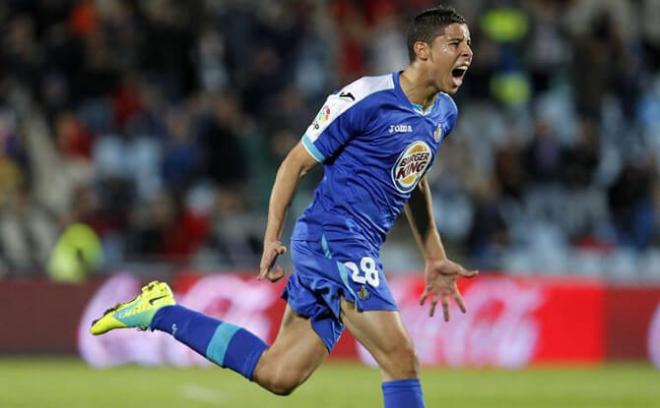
[{"left": 301, "top": 91, "right": 371, "bottom": 163}]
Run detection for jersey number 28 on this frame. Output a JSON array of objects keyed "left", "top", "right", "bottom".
[{"left": 344, "top": 257, "right": 380, "bottom": 287}]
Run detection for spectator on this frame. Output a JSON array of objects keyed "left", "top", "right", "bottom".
[
  {"left": 0, "top": 0, "right": 656, "bottom": 277},
  {"left": 197, "top": 93, "right": 248, "bottom": 188},
  {"left": 608, "top": 157, "right": 655, "bottom": 249}
]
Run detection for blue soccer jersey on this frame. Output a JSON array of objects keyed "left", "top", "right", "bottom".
[
  {"left": 284, "top": 72, "right": 459, "bottom": 351},
  {"left": 292, "top": 72, "right": 458, "bottom": 250}
]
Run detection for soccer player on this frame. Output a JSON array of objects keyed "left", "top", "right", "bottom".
[{"left": 90, "top": 6, "right": 476, "bottom": 407}]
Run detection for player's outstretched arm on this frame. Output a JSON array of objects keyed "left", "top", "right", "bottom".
[
  {"left": 259, "top": 142, "right": 318, "bottom": 282},
  {"left": 404, "top": 176, "right": 478, "bottom": 321}
]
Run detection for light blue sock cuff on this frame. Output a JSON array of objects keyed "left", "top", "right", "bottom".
[
  {"left": 205, "top": 323, "right": 268, "bottom": 380},
  {"left": 205, "top": 323, "right": 241, "bottom": 366}
]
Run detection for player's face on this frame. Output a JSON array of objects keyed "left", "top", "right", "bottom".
[{"left": 428, "top": 23, "right": 472, "bottom": 94}]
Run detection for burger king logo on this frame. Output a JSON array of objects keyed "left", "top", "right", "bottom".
[{"left": 391, "top": 141, "right": 432, "bottom": 193}]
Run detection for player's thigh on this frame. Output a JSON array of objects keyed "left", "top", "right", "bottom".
[
  {"left": 340, "top": 298, "right": 418, "bottom": 381},
  {"left": 253, "top": 305, "right": 328, "bottom": 387}
]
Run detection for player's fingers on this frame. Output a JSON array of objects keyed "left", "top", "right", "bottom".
[
  {"left": 429, "top": 297, "right": 438, "bottom": 317},
  {"left": 419, "top": 287, "right": 430, "bottom": 305},
  {"left": 268, "top": 245, "right": 287, "bottom": 268},
  {"left": 442, "top": 293, "right": 450, "bottom": 322},
  {"left": 258, "top": 267, "right": 272, "bottom": 280},
  {"left": 453, "top": 290, "right": 467, "bottom": 314},
  {"left": 268, "top": 266, "right": 285, "bottom": 282},
  {"left": 257, "top": 260, "right": 269, "bottom": 280},
  {"left": 258, "top": 250, "right": 276, "bottom": 280},
  {"left": 257, "top": 262, "right": 269, "bottom": 280},
  {"left": 459, "top": 268, "right": 479, "bottom": 278}
]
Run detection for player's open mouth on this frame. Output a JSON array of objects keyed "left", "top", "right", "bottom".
[
  {"left": 452, "top": 67, "right": 467, "bottom": 78},
  {"left": 450, "top": 66, "right": 468, "bottom": 88}
]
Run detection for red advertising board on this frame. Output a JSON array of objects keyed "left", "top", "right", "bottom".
[
  {"left": 532, "top": 280, "right": 604, "bottom": 362},
  {"left": 76, "top": 273, "right": 610, "bottom": 367},
  {"left": 604, "top": 286, "right": 660, "bottom": 360},
  {"left": 1, "top": 273, "right": 658, "bottom": 368},
  {"left": 0, "top": 278, "right": 104, "bottom": 354}
]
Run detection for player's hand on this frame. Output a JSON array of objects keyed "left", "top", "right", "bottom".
[
  {"left": 258, "top": 240, "right": 287, "bottom": 282},
  {"left": 419, "top": 258, "right": 478, "bottom": 321}
]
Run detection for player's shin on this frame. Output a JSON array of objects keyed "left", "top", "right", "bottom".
[
  {"left": 382, "top": 378, "right": 425, "bottom": 408},
  {"left": 150, "top": 305, "right": 268, "bottom": 380}
]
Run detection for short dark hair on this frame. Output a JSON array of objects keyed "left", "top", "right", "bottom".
[{"left": 407, "top": 6, "right": 467, "bottom": 62}]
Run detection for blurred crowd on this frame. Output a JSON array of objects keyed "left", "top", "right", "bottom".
[{"left": 0, "top": 0, "right": 659, "bottom": 280}]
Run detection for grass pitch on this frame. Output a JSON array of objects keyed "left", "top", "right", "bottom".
[{"left": 1, "top": 358, "right": 659, "bottom": 408}]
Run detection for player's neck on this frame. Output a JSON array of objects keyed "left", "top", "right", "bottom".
[{"left": 399, "top": 67, "right": 439, "bottom": 110}]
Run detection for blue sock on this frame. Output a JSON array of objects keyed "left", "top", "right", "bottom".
[
  {"left": 150, "top": 305, "right": 268, "bottom": 380},
  {"left": 382, "top": 378, "right": 425, "bottom": 408}
]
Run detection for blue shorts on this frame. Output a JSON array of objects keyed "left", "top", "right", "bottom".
[{"left": 281, "top": 237, "right": 398, "bottom": 352}]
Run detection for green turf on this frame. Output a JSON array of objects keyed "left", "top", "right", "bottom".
[{"left": 1, "top": 358, "right": 659, "bottom": 407}]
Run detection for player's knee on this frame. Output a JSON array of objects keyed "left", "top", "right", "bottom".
[
  {"left": 254, "top": 351, "right": 309, "bottom": 396},
  {"left": 262, "top": 373, "right": 302, "bottom": 396},
  {"left": 257, "top": 362, "right": 304, "bottom": 396},
  {"left": 383, "top": 341, "right": 419, "bottom": 379}
]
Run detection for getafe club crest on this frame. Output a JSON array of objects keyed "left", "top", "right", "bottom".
[
  {"left": 391, "top": 141, "right": 432, "bottom": 193},
  {"left": 357, "top": 286, "right": 370, "bottom": 300},
  {"left": 433, "top": 123, "right": 443, "bottom": 142}
]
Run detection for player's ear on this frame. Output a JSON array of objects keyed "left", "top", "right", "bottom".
[{"left": 413, "top": 41, "right": 430, "bottom": 61}]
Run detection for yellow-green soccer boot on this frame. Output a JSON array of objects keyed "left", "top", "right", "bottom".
[{"left": 90, "top": 280, "right": 175, "bottom": 335}]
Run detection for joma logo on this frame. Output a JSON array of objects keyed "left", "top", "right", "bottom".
[{"left": 389, "top": 124, "right": 413, "bottom": 133}]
